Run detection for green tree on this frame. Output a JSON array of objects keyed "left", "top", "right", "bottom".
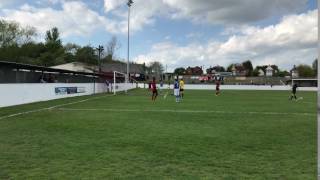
[
  {"left": 142, "top": 62, "right": 148, "bottom": 74},
  {"left": 19, "top": 42, "right": 46, "bottom": 64},
  {"left": 38, "top": 27, "right": 66, "bottom": 66},
  {"left": 0, "top": 44, "right": 20, "bottom": 62},
  {"left": 0, "top": 42, "right": 46, "bottom": 64},
  {"left": 0, "top": 20, "right": 20, "bottom": 47},
  {"left": 105, "top": 36, "right": 120, "bottom": 61},
  {"left": 227, "top": 64, "right": 234, "bottom": 72},
  {"left": 64, "top": 43, "right": 80, "bottom": 54},
  {"left": 149, "top": 61, "right": 164, "bottom": 76},
  {"left": 242, "top": 60, "right": 253, "bottom": 76},
  {"left": 207, "top": 66, "right": 225, "bottom": 74},
  {"left": 0, "top": 20, "right": 37, "bottom": 47},
  {"left": 297, "top": 64, "right": 315, "bottom": 77},
  {"left": 18, "top": 26, "right": 37, "bottom": 45},
  {"left": 63, "top": 43, "right": 80, "bottom": 63},
  {"left": 45, "top": 27, "right": 62, "bottom": 50},
  {"left": 75, "top": 46, "right": 98, "bottom": 65},
  {"left": 174, "top": 67, "right": 186, "bottom": 75},
  {"left": 252, "top": 68, "right": 260, "bottom": 76},
  {"left": 214, "top": 66, "right": 225, "bottom": 72},
  {"left": 271, "top": 65, "right": 279, "bottom": 72},
  {"left": 275, "top": 70, "right": 290, "bottom": 77}
]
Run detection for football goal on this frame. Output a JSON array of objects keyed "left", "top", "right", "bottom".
[
  {"left": 112, "top": 71, "right": 137, "bottom": 95},
  {"left": 291, "top": 78, "right": 317, "bottom": 87}
]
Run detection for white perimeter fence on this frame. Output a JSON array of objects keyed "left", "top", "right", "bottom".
[{"left": 0, "top": 83, "right": 136, "bottom": 108}]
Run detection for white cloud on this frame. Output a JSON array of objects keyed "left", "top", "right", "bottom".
[
  {"left": 47, "top": 0, "right": 60, "bottom": 4},
  {"left": 1, "top": 1, "right": 108, "bottom": 37},
  {"left": 0, "top": 0, "right": 14, "bottom": 8},
  {"left": 218, "top": 10, "right": 317, "bottom": 55},
  {"left": 104, "top": 0, "right": 126, "bottom": 12},
  {"left": 9, "top": 0, "right": 303, "bottom": 36},
  {"left": 104, "top": 0, "right": 169, "bottom": 34},
  {"left": 134, "top": 10, "right": 318, "bottom": 71},
  {"left": 164, "top": 0, "right": 307, "bottom": 24},
  {"left": 104, "top": 0, "right": 308, "bottom": 34},
  {"left": 0, "top": 0, "right": 311, "bottom": 37}
]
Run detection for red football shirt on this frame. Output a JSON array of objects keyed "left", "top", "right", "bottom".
[{"left": 151, "top": 81, "right": 156, "bottom": 90}]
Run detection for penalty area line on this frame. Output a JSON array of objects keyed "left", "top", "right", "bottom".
[{"left": 56, "top": 108, "right": 316, "bottom": 117}]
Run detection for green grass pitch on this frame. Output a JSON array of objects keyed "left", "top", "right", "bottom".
[{"left": 0, "top": 89, "right": 316, "bottom": 179}]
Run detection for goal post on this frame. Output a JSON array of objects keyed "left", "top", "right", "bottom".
[{"left": 113, "top": 71, "right": 137, "bottom": 95}]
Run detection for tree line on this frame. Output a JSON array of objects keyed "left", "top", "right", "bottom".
[
  {"left": 0, "top": 20, "right": 122, "bottom": 67},
  {"left": 174, "top": 60, "right": 317, "bottom": 78}
]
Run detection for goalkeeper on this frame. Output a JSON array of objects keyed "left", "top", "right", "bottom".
[{"left": 289, "top": 83, "right": 298, "bottom": 101}]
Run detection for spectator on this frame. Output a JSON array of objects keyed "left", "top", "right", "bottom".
[
  {"left": 160, "top": 80, "right": 164, "bottom": 88},
  {"left": 39, "top": 75, "right": 46, "bottom": 83},
  {"left": 48, "top": 74, "right": 54, "bottom": 83},
  {"left": 105, "top": 80, "right": 110, "bottom": 93}
]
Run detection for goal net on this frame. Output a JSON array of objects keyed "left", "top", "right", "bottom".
[
  {"left": 112, "top": 71, "right": 137, "bottom": 95},
  {"left": 291, "top": 78, "right": 317, "bottom": 87}
]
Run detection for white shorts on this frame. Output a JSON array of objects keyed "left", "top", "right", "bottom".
[{"left": 174, "top": 89, "right": 180, "bottom": 96}]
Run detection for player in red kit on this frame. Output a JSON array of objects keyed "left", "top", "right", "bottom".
[{"left": 151, "top": 77, "right": 158, "bottom": 101}]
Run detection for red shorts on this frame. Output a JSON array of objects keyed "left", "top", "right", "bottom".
[{"left": 152, "top": 89, "right": 158, "bottom": 95}]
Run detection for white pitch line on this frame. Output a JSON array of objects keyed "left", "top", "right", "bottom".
[
  {"left": 299, "top": 101, "right": 315, "bottom": 104},
  {"left": 57, "top": 108, "right": 316, "bottom": 117},
  {"left": 0, "top": 94, "right": 115, "bottom": 120}
]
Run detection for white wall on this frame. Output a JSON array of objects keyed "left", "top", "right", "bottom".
[
  {"left": 0, "top": 83, "right": 135, "bottom": 108},
  {"left": 138, "top": 83, "right": 317, "bottom": 91}
]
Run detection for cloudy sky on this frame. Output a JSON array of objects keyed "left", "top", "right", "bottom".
[{"left": 0, "top": 0, "right": 317, "bottom": 72}]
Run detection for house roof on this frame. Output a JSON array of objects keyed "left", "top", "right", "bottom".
[
  {"left": 266, "top": 65, "right": 273, "bottom": 71},
  {"left": 50, "top": 62, "right": 97, "bottom": 73},
  {"left": 234, "top": 64, "right": 246, "bottom": 71},
  {"left": 0, "top": 61, "right": 100, "bottom": 76},
  {"left": 291, "top": 65, "right": 298, "bottom": 71}
]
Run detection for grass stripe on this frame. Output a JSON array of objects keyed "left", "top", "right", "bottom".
[
  {"left": 0, "top": 94, "right": 114, "bottom": 120},
  {"left": 57, "top": 108, "right": 316, "bottom": 117}
]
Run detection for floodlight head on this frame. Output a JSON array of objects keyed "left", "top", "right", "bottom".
[
  {"left": 127, "top": 0, "right": 133, "bottom": 7},
  {"left": 96, "top": 45, "right": 104, "bottom": 52}
]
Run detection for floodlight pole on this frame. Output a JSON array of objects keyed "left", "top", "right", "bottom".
[
  {"left": 96, "top": 45, "right": 104, "bottom": 73},
  {"left": 94, "top": 45, "right": 104, "bottom": 94},
  {"left": 127, "top": 0, "right": 133, "bottom": 84}
]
